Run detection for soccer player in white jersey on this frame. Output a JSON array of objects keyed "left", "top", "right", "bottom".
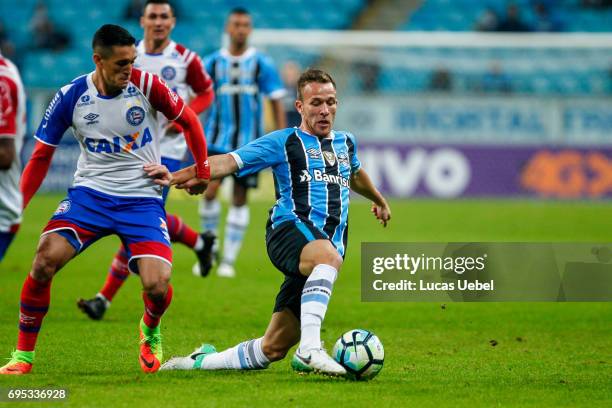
[
  {"left": 161, "top": 69, "right": 391, "bottom": 377},
  {"left": 0, "top": 24, "right": 210, "bottom": 375},
  {"left": 197, "top": 7, "right": 287, "bottom": 278},
  {"left": 0, "top": 52, "right": 26, "bottom": 263},
  {"left": 77, "top": 0, "right": 216, "bottom": 321}
]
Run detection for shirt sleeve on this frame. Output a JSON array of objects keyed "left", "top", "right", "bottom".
[
  {"left": 186, "top": 53, "right": 213, "bottom": 94},
  {"left": 257, "top": 55, "right": 286, "bottom": 100},
  {"left": 231, "top": 130, "right": 287, "bottom": 177},
  {"left": 0, "top": 75, "right": 18, "bottom": 138},
  {"left": 346, "top": 132, "right": 362, "bottom": 174},
  {"left": 141, "top": 70, "right": 186, "bottom": 121},
  {"left": 34, "top": 89, "right": 72, "bottom": 146}
]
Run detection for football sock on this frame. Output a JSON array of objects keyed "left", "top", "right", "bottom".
[
  {"left": 199, "top": 199, "right": 221, "bottom": 235},
  {"left": 100, "top": 246, "right": 130, "bottom": 302},
  {"left": 299, "top": 264, "right": 338, "bottom": 353},
  {"left": 17, "top": 275, "right": 52, "bottom": 352},
  {"left": 166, "top": 214, "right": 199, "bottom": 249},
  {"left": 221, "top": 205, "right": 249, "bottom": 265},
  {"left": 199, "top": 337, "right": 269, "bottom": 370},
  {"left": 142, "top": 284, "right": 173, "bottom": 329}
]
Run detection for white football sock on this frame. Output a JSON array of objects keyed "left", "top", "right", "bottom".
[
  {"left": 221, "top": 205, "right": 249, "bottom": 265},
  {"left": 199, "top": 198, "right": 221, "bottom": 234},
  {"left": 299, "top": 264, "right": 338, "bottom": 353},
  {"left": 200, "top": 337, "right": 269, "bottom": 370}
]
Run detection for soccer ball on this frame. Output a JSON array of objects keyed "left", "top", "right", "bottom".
[{"left": 332, "top": 329, "right": 384, "bottom": 380}]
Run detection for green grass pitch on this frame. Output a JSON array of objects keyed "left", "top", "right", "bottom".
[{"left": 0, "top": 193, "right": 611, "bottom": 407}]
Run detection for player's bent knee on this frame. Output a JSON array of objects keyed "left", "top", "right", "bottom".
[
  {"left": 31, "top": 252, "right": 60, "bottom": 281},
  {"left": 142, "top": 279, "right": 169, "bottom": 298}
]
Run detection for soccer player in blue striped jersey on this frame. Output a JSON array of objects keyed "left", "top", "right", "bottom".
[
  {"left": 161, "top": 69, "right": 390, "bottom": 377},
  {"left": 196, "top": 7, "right": 286, "bottom": 278}
]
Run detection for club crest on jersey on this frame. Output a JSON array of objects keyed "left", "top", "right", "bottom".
[
  {"left": 323, "top": 151, "right": 336, "bottom": 166},
  {"left": 126, "top": 106, "right": 145, "bottom": 126},
  {"left": 161, "top": 66, "right": 176, "bottom": 81},
  {"left": 306, "top": 148, "right": 321, "bottom": 159},
  {"left": 337, "top": 152, "right": 350, "bottom": 168},
  {"left": 54, "top": 200, "right": 71, "bottom": 216}
]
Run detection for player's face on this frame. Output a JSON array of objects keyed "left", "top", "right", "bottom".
[
  {"left": 226, "top": 13, "right": 252, "bottom": 47},
  {"left": 141, "top": 3, "right": 175, "bottom": 42},
  {"left": 296, "top": 82, "right": 337, "bottom": 137},
  {"left": 95, "top": 45, "right": 137, "bottom": 90}
]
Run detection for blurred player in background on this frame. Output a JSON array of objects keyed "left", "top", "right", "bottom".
[
  {"left": 0, "top": 24, "right": 209, "bottom": 375},
  {"left": 77, "top": 0, "right": 215, "bottom": 321},
  {"left": 0, "top": 51, "right": 25, "bottom": 263},
  {"left": 196, "top": 7, "right": 286, "bottom": 278},
  {"left": 161, "top": 69, "right": 391, "bottom": 377}
]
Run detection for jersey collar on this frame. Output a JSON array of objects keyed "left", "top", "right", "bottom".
[
  {"left": 137, "top": 39, "right": 175, "bottom": 56},
  {"left": 297, "top": 126, "right": 334, "bottom": 140},
  {"left": 220, "top": 46, "right": 256, "bottom": 61}
]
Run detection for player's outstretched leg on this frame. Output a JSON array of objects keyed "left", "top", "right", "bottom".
[
  {"left": 77, "top": 246, "right": 128, "bottom": 320},
  {"left": 138, "top": 258, "right": 172, "bottom": 373},
  {"left": 291, "top": 241, "right": 346, "bottom": 377},
  {"left": 161, "top": 309, "right": 299, "bottom": 371},
  {"left": 1, "top": 233, "right": 76, "bottom": 375}
]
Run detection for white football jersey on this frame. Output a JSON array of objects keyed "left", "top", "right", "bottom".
[
  {"left": 135, "top": 40, "right": 212, "bottom": 160},
  {"left": 0, "top": 55, "right": 26, "bottom": 232},
  {"left": 34, "top": 68, "right": 185, "bottom": 198}
]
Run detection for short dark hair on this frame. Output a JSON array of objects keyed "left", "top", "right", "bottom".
[
  {"left": 143, "top": 0, "right": 175, "bottom": 16},
  {"left": 297, "top": 68, "right": 336, "bottom": 100},
  {"left": 92, "top": 24, "right": 136, "bottom": 57},
  {"left": 228, "top": 7, "right": 250, "bottom": 17}
]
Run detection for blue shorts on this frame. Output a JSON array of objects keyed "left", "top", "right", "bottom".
[
  {"left": 42, "top": 186, "right": 172, "bottom": 273},
  {"left": 161, "top": 157, "right": 183, "bottom": 202},
  {"left": 0, "top": 229, "right": 17, "bottom": 262}
]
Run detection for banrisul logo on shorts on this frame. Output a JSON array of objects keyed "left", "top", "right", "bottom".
[
  {"left": 126, "top": 106, "right": 146, "bottom": 126},
  {"left": 54, "top": 200, "right": 71, "bottom": 216}
]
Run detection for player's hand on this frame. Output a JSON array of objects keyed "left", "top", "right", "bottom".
[
  {"left": 371, "top": 201, "right": 391, "bottom": 227},
  {"left": 163, "top": 121, "right": 184, "bottom": 135},
  {"left": 144, "top": 163, "right": 172, "bottom": 186},
  {"left": 171, "top": 165, "right": 209, "bottom": 195},
  {"left": 171, "top": 165, "right": 196, "bottom": 186}
]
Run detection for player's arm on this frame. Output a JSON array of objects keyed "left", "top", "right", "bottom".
[
  {"left": 259, "top": 55, "right": 287, "bottom": 130},
  {"left": 270, "top": 98, "right": 286, "bottom": 130},
  {"left": 0, "top": 136, "right": 16, "bottom": 170},
  {"left": 169, "top": 54, "right": 214, "bottom": 133},
  {"left": 350, "top": 168, "right": 391, "bottom": 227},
  {"left": 20, "top": 89, "right": 70, "bottom": 209},
  {"left": 20, "top": 142, "right": 57, "bottom": 208},
  {"left": 172, "top": 154, "right": 238, "bottom": 193},
  {"left": 0, "top": 75, "right": 18, "bottom": 169},
  {"left": 172, "top": 130, "right": 288, "bottom": 193},
  {"left": 139, "top": 69, "right": 210, "bottom": 185}
]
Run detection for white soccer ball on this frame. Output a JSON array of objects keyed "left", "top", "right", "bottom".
[{"left": 332, "top": 329, "right": 384, "bottom": 380}]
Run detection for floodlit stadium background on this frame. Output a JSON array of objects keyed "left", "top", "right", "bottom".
[{"left": 2, "top": 0, "right": 611, "bottom": 198}]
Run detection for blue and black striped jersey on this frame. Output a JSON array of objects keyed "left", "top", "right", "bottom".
[
  {"left": 204, "top": 47, "right": 285, "bottom": 154},
  {"left": 230, "top": 127, "right": 361, "bottom": 257}
]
